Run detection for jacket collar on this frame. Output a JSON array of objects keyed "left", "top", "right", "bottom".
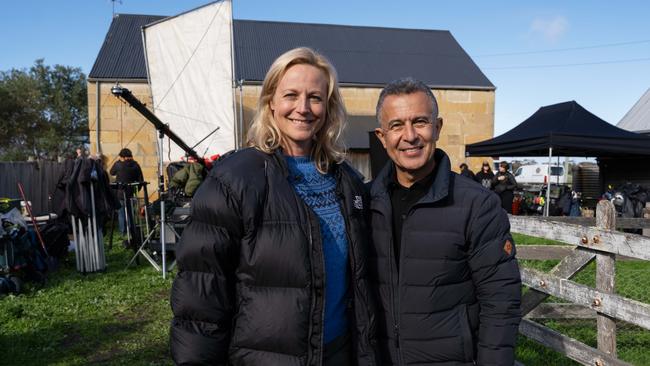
[{"left": 372, "top": 148, "right": 451, "bottom": 205}]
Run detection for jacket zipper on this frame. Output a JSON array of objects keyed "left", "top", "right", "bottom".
[
  {"left": 388, "top": 216, "right": 402, "bottom": 364},
  {"left": 314, "top": 210, "right": 326, "bottom": 366},
  {"left": 394, "top": 204, "right": 420, "bottom": 365},
  {"left": 275, "top": 152, "right": 325, "bottom": 366},
  {"left": 336, "top": 184, "right": 360, "bottom": 345},
  {"left": 394, "top": 234, "right": 404, "bottom": 365}
]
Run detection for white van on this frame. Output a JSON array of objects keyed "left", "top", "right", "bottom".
[{"left": 514, "top": 164, "right": 567, "bottom": 185}]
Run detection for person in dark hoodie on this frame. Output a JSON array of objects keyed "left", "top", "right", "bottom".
[
  {"left": 474, "top": 161, "right": 495, "bottom": 190},
  {"left": 109, "top": 148, "right": 143, "bottom": 234}
]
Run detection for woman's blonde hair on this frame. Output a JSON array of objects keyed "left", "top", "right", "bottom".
[{"left": 247, "top": 47, "right": 346, "bottom": 173}]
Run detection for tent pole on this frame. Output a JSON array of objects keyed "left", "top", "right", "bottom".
[
  {"left": 557, "top": 155, "right": 561, "bottom": 185},
  {"left": 238, "top": 80, "right": 244, "bottom": 149},
  {"left": 545, "top": 147, "right": 553, "bottom": 216}
]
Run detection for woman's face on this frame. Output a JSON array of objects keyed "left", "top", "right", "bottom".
[
  {"left": 499, "top": 165, "right": 506, "bottom": 173},
  {"left": 270, "top": 64, "right": 328, "bottom": 156},
  {"left": 482, "top": 165, "right": 490, "bottom": 172}
]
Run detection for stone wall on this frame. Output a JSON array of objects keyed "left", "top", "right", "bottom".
[
  {"left": 87, "top": 81, "right": 160, "bottom": 190},
  {"left": 90, "top": 81, "right": 495, "bottom": 186},
  {"left": 237, "top": 85, "right": 495, "bottom": 175}
]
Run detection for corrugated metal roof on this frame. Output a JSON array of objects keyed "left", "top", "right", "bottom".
[
  {"left": 233, "top": 20, "right": 493, "bottom": 89},
  {"left": 90, "top": 14, "right": 494, "bottom": 89},
  {"left": 89, "top": 14, "right": 166, "bottom": 80},
  {"left": 617, "top": 88, "right": 650, "bottom": 133}
]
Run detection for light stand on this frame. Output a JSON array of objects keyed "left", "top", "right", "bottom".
[
  {"left": 158, "top": 128, "right": 167, "bottom": 278},
  {"left": 111, "top": 86, "right": 205, "bottom": 278},
  {"left": 125, "top": 125, "right": 178, "bottom": 276}
]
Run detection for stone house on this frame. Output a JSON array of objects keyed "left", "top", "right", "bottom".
[{"left": 88, "top": 14, "right": 495, "bottom": 187}]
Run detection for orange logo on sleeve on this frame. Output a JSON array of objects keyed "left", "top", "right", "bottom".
[{"left": 504, "top": 240, "right": 513, "bottom": 256}]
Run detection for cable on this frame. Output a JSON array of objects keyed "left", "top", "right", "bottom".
[
  {"left": 474, "top": 39, "right": 650, "bottom": 57},
  {"left": 153, "top": 107, "right": 214, "bottom": 125},
  {"left": 483, "top": 57, "right": 650, "bottom": 70},
  {"left": 154, "top": 0, "right": 225, "bottom": 108}
]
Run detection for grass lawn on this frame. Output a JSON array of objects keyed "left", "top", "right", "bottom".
[
  {"left": 2, "top": 231, "right": 648, "bottom": 365},
  {"left": 512, "top": 232, "right": 567, "bottom": 246},
  {"left": 0, "top": 236, "right": 174, "bottom": 366}
]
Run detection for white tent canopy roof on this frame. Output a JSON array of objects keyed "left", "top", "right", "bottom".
[{"left": 617, "top": 88, "right": 650, "bottom": 134}]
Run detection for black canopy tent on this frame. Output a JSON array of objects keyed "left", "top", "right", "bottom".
[
  {"left": 465, "top": 101, "right": 650, "bottom": 215},
  {"left": 465, "top": 101, "right": 650, "bottom": 158}
]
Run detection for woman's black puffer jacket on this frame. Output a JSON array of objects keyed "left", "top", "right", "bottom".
[{"left": 170, "top": 148, "right": 378, "bottom": 366}]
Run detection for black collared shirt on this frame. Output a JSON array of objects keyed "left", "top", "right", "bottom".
[{"left": 389, "top": 165, "right": 437, "bottom": 270}]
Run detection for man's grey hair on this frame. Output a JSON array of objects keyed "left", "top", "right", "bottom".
[{"left": 376, "top": 77, "right": 439, "bottom": 123}]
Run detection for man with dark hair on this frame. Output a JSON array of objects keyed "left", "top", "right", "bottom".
[
  {"left": 370, "top": 77, "right": 521, "bottom": 365},
  {"left": 459, "top": 162, "right": 476, "bottom": 180},
  {"left": 109, "top": 148, "right": 144, "bottom": 235}
]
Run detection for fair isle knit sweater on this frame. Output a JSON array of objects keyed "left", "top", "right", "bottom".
[{"left": 284, "top": 155, "right": 349, "bottom": 343}]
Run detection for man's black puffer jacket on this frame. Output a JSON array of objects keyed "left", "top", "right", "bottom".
[
  {"left": 368, "top": 149, "right": 521, "bottom": 366},
  {"left": 170, "top": 148, "right": 378, "bottom": 366}
]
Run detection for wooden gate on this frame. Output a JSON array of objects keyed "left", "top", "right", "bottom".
[{"left": 511, "top": 201, "right": 650, "bottom": 365}]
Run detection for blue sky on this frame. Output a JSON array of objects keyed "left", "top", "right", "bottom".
[{"left": 1, "top": 0, "right": 649, "bottom": 137}]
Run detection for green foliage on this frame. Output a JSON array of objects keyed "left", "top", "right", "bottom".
[{"left": 0, "top": 59, "right": 88, "bottom": 161}]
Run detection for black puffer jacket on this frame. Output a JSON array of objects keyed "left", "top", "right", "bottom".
[
  {"left": 369, "top": 150, "right": 521, "bottom": 365},
  {"left": 491, "top": 171, "right": 517, "bottom": 194},
  {"left": 170, "top": 148, "right": 378, "bottom": 366}
]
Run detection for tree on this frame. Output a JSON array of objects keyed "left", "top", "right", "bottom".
[{"left": 0, "top": 59, "right": 88, "bottom": 161}]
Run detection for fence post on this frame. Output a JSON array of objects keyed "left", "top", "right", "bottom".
[
  {"left": 595, "top": 200, "right": 616, "bottom": 356},
  {"left": 641, "top": 202, "right": 650, "bottom": 236}
]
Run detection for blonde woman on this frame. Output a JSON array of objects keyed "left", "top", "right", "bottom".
[{"left": 170, "top": 47, "right": 378, "bottom": 366}]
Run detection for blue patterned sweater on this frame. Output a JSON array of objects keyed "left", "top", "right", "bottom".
[{"left": 285, "top": 156, "right": 349, "bottom": 343}]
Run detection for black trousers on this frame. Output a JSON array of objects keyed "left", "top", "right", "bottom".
[
  {"left": 323, "top": 332, "right": 352, "bottom": 366},
  {"left": 499, "top": 190, "right": 514, "bottom": 214}
]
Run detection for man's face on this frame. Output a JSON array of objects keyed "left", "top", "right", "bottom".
[{"left": 375, "top": 91, "right": 442, "bottom": 185}]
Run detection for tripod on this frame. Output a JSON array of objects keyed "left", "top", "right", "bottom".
[{"left": 126, "top": 129, "right": 175, "bottom": 278}]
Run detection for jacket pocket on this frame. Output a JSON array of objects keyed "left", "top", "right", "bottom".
[{"left": 458, "top": 303, "right": 475, "bottom": 362}]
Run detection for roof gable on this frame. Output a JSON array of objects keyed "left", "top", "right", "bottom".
[
  {"left": 89, "top": 14, "right": 166, "bottom": 80},
  {"left": 617, "top": 88, "right": 650, "bottom": 133},
  {"left": 232, "top": 20, "right": 493, "bottom": 88},
  {"left": 90, "top": 14, "right": 493, "bottom": 89}
]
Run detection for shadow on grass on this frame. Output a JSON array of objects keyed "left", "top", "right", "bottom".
[{"left": 2, "top": 314, "right": 171, "bottom": 365}]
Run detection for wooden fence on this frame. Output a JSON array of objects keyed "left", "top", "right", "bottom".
[
  {"left": 510, "top": 200, "right": 650, "bottom": 366},
  {"left": 0, "top": 161, "right": 66, "bottom": 214}
]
